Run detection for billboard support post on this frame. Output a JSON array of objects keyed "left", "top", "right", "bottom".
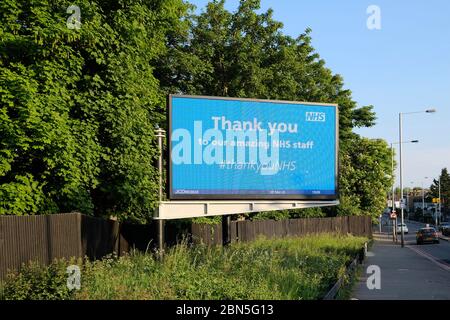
[
  {"left": 222, "top": 215, "right": 231, "bottom": 246},
  {"left": 156, "top": 126, "right": 166, "bottom": 256}
]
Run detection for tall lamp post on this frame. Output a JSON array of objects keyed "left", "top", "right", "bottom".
[
  {"left": 438, "top": 176, "right": 441, "bottom": 224},
  {"left": 422, "top": 177, "right": 430, "bottom": 216},
  {"left": 434, "top": 175, "right": 441, "bottom": 228},
  {"left": 390, "top": 140, "right": 418, "bottom": 242},
  {"left": 399, "top": 109, "right": 436, "bottom": 247}
]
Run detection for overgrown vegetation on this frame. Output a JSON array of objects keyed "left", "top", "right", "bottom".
[{"left": 1, "top": 234, "right": 367, "bottom": 300}]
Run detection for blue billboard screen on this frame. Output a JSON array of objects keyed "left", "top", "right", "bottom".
[{"left": 168, "top": 95, "right": 338, "bottom": 200}]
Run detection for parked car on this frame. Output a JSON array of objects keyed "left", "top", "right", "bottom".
[
  {"left": 396, "top": 223, "right": 408, "bottom": 234},
  {"left": 416, "top": 227, "right": 440, "bottom": 245},
  {"left": 442, "top": 225, "right": 450, "bottom": 236},
  {"left": 438, "top": 222, "right": 450, "bottom": 232}
]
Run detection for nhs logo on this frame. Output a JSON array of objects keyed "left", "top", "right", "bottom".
[{"left": 305, "top": 112, "right": 326, "bottom": 122}]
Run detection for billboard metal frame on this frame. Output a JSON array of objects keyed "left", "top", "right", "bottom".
[
  {"left": 156, "top": 199, "right": 340, "bottom": 220},
  {"left": 167, "top": 94, "right": 339, "bottom": 201}
]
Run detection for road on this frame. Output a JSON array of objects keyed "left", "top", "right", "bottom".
[
  {"left": 405, "top": 221, "right": 450, "bottom": 270},
  {"left": 353, "top": 220, "right": 450, "bottom": 300}
]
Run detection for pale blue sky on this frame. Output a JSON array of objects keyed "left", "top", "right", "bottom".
[{"left": 189, "top": 0, "right": 450, "bottom": 188}]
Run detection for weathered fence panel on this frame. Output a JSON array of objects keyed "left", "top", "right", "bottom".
[
  {"left": 0, "top": 213, "right": 372, "bottom": 279},
  {"left": 191, "top": 216, "right": 372, "bottom": 246},
  {"left": 0, "top": 214, "right": 81, "bottom": 279}
]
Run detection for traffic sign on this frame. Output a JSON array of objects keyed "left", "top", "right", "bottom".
[{"left": 390, "top": 212, "right": 397, "bottom": 219}]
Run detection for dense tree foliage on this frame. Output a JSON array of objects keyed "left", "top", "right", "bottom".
[
  {"left": 429, "top": 168, "right": 450, "bottom": 215},
  {"left": 0, "top": 0, "right": 393, "bottom": 222},
  {"left": 0, "top": 0, "right": 190, "bottom": 222},
  {"left": 157, "top": 0, "right": 391, "bottom": 220},
  {"left": 337, "top": 137, "right": 392, "bottom": 218}
]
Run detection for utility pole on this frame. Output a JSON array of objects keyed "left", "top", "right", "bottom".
[
  {"left": 390, "top": 143, "right": 396, "bottom": 242},
  {"left": 399, "top": 113, "right": 405, "bottom": 247},
  {"left": 398, "top": 108, "right": 436, "bottom": 248},
  {"left": 435, "top": 178, "right": 438, "bottom": 228},
  {"left": 390, "top": 140, "right": 418, "bottom": 242},
  {"left": 422, "top": 181, "right": 425, "bottom": 215},
  {"left": 438, "top": 176, "right": 441, "bottom": 224},
  {"left": 391, "top": 143, "right": 395, "bottom": 215}
]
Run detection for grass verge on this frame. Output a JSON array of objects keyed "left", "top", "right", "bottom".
[{"left": 1, "top": 233, "right": 367, "bottom": 300}]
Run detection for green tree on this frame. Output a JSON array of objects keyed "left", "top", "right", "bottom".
[
  {"left": 1, "top": 0, "right": 393, "bottom": 223},
  {"left": 156, "top": 0, "right": 390, "bottom": 220},
  {"left": 429, "top": 168, "right": 450, "bottom": 216},
  {"left": 0, "top": 0, "right": 189, "bottom": 222},
  {"left": 337, "top": 137, "right": 393, "bottom": 220}
]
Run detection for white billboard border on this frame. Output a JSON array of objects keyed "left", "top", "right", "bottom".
[{"left": 167, "top": 94, "right": 339, "bottom": 201}]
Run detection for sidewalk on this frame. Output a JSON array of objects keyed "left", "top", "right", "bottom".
[{"left": 352, "top": 232, "right": 450, "bottom": 300}]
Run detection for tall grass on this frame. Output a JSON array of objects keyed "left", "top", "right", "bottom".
[{"left": 1, "top": 233, "right": 367, "bottom": 300}]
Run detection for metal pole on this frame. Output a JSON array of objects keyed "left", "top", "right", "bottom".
[
  {"left": 391, "top": 143, "right": 396, "bottom": 243},
  {"left": 422, "top": 181, "right": 425, "bottom": 215},
  {"left": 399, "top": 113, "right": 405, "bottom": 247},
  {"left": 392, "top": 218, "right": 396, "bottom": 242},
  {"left": 222, "top": 215, "right": 231, "bottom": 246},
  {"left": 439, "top": 177, "right": 441, "bottom": 224},
  {"left": 395, "top": 218, "right": 398, "bottom": 242},
  {"left": 435, "top": 179, "right": 438, "bottom": 228},
  {"left": 156, "top": 127, "right": 166, "bottom": 255},
  {"left": 391, "top": 144, "right": 395, "bottom": 215},
  {"left": 158, "top": 132, "right": 163, "bottom": 203}
]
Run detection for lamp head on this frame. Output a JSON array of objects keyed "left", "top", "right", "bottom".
[{"left": 426, "top": 109, "right": 436, "bottom": 113}]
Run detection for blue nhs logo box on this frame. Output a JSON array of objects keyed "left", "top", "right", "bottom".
[
  {"left": 306, "top": 112, "right": 326, "bottom": 122},
  {"left": 168, "top": 95, "right": 339, "bottom": 200}
]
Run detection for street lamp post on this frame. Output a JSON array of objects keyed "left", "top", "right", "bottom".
[
  {"left": 430, "top": 176, "right": 442, "bottom": 226},
  {"left": 399, "top": 109, "right": 435, "bottom": 248},
  {"left": 391, "top": 143, "right": 396, "bottom": 242},
  {"left": 438, "top": 176, "right": 441, "bottom": 224},
  {"left": 423, "top": 177, "right": 430, "bottom": 223},
  {"left": 390, "top": 140, "right": 418, "bottom": 243},
  {"left": 422, "top": 181, "right": 425, "bottom": 214},
  {"left": 391, "top": 144, "right": 394, "bottom": 211}
]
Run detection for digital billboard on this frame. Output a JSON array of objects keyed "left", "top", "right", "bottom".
[{"left": 168, "top": 95, "right": 338, "bottom": 200}]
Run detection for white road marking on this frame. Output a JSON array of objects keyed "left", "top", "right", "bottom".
[{"left": 406, "top": 245, "right": 450, "bottom": 272}]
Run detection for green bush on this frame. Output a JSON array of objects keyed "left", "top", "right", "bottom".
[
  {"left": 1, "top": 258, "right": 81, "bottom": 300},
  {"left": 2, "top": 234, "right": 367, "bottom": 300}
]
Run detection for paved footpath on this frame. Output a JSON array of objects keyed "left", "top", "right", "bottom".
[{"left": 353, "top": 225, "right": 450, "bottom": 300}]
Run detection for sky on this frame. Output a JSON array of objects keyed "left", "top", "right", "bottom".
[{"left": 189, "top": 0, "right": 450, "bottom": 189}]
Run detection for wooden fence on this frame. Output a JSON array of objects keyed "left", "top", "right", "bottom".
[
  {"left": 191, "top": 216, "right": 372, "bottom": 245},
  {"left": 0, "top": 213, "right": 371, "bottom": 279},
  {"left": 0, "top": 213, "right": 153, "bottom": 279}
]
